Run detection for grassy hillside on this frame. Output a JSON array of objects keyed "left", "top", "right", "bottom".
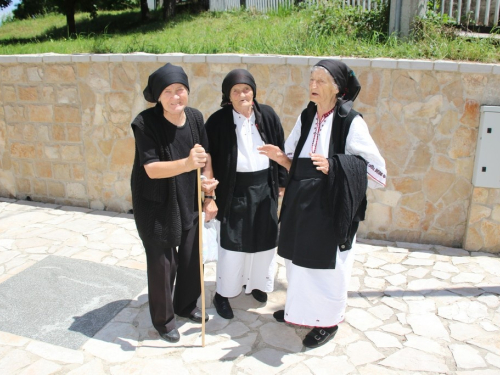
[{"left": 0, "top": 6, "right": 499, "bottom": 62}]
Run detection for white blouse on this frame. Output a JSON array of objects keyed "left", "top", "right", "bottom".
[
  {"left": 234, "top": 110, "right": 270, "bottom": 173},
  {"left": 284, "top": 113, "right": 387, "bottom": 189}
]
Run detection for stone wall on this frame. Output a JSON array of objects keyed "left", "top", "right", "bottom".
[{"left": 0, "top": 53, "right": 499, "bottom": 252}]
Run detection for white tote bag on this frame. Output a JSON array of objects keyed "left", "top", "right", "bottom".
[{"left": 201, "top": 212, "right": 218, "bottom": 264}]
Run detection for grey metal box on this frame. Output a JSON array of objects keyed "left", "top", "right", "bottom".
[{"left": 472, "top": 106, "right": 500, "bottom": 189}]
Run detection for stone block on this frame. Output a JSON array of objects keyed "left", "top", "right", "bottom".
[
  {"left": 372, "top": 59, "right": 398, "bottom": 69},
  {"left": 110, "top": 64, "right": 136, "bottom": 90},
  {"left": 1, "top": 65, "right": 24, "bottom": 82},
  {"left": 35, "top": 161, "right": 52, "bottom": 178},
  {"left": 52, "top": 124, "right": 66, "bottom": 141},
  {"left": 464, "top": 225, "right": 483, "bottom": 251},
  {"left": 72, "top": 164, "right": 85, "bottom": 181},
  {"left": 41, "top": 87, "right": 56, "bottom": 102},
  {"left": 12, "top": 160, "right": 34, "bottom": 177},
  {"left": 67, "top": 182, "right": 86, "bottom": 200},
  {"left": 282, "top": 85, "right": 308, "bottom": 116},
  {"left": 242, "top": 55, "right": 285, "bottom": 65},
  {"left": 67, "top": 126, "right": 81, "bottom": 142},
  {"left": 469, "top": 204, "right": 492, "bottom": 224},
  {"left": 434, "top": 60, "right": 459, "bottom": 72},
  {"left": 10, "top": 143, "right": 35, "bottom": 159},
  {"left": 183, "top": 55, "right": 206, "bottom": 63},
  {"left": 28, "top": 105, "right": 53, "bottom": 123},
  {"left": 16, "top": 177, "right": 31, "bottom": 193},
  {"left": 90, "top": 55, "right": 111, "bottom": 62},
  {"left": 42, "top": 55, "right": 72, "bottom": 63},
  {"left": 5, "top": 106, "right": 26, "bottom": 122},
  {"left": 394, "top": 206, "right": 421, "bottom": 230},
  {"left": 341, "top": 58, "right": 371, "bottom": 67},
  {"left": 459, "top": 63, "right": 494, "bottom": 74},
  {"left": 47, "top": 181, "right": 65, "bottom": 198},
  {"left": 448, "top": 126, "right": 477, "bottom": 159},
  {"left": 107, "top": 92, "right": 133, "bottom": 113},
  {"left": 0, "top": 56, "right": 17, "bottom": 63},
  {"left": 57, "top": 87, "right": 78, "bottom": 104},
  {"left": 53, "top": 163, "right": 72, "bottom": 180},
  {"left": 33, "top": 179, "right": 47, "bottom": 196},
  {"left": 110, "top": 138, "right": 135, "bottom": 171},
  {"left": 459, "top": 99, "right": 480, "bottom": 128},
  {"left": 61, "top": 145, "right": 83, "bottom": 162},
  {"left": 54, "top": 106, "right": 81, "bottom": 124},
  {"left": 44, "top": 145, "right": 60, "bottom": 159},
  {"left": 397, "top": 59, "right": 434, "bottom": 70},
  {"left": 123, "top": 53, "right": 157, "bottom": 62},
  {"left": 18, "top": 55, "right": 43, "bottom": 63},
  {"left": 44, "top": 65, "right": 76, "bottom": 83},
  {"left": 3, "top": 85, "right": 17, "bottom": 102},
  {"left": 481, "top": 220, "right": 500, "bottom": 249},
  {"left": 157, "top": 54, "right": 184, "bottom": 63},
  {"left": 207, "top": 54, "right": 242, "bottom": 64},
  {"left": 423, "top": 169, "right": 455, "bottom": 204},
  {"left": 286, "top": 56, "right": 310, "bottom": 66},
  {"left": 392, "top": 74, "right": 419, "bottom": 102},
  {"left": 71, "top": 55, "right": 91, "bottom": 62},
  {"left": 18, "top": 87, "right": 39, "bottom": 102}
]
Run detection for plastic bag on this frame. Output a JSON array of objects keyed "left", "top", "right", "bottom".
[{"left": 202, "top": 212, "right": 218, "bottom": 264}]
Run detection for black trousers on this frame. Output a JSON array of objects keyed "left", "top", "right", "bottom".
[{"left": 143, "top": 216, "right": 201, "bottom": 334}]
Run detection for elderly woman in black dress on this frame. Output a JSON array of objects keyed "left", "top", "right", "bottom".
[
  {"left": 205, "top": 69, "right": 287, "bottom": 319},
  {"left": 259, "top": 60, "right": 386, "bottom": 348},
  {"left": 131, "top": 63, "right": 218, "bottom": 343}
]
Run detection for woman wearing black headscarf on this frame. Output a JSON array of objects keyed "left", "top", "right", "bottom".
[
  {"left": 205, "top": 69, "right": 287, "bottom": 319},
  {"left": 259, "top": 60, "right": 386, "bottom": 348},
  {"left": 130, "top": 63, "right": 218, "bottom": 343}
]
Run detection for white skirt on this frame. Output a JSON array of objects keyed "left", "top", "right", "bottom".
[
  {"left": 215, "top": 220, "right": 276, "bottom": 298},
  {"left": 284, "top": 242, "right": 356, "bottom": 327}
]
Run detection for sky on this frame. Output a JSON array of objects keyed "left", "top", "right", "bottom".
[{"left": 0, "top": 0, "right": 21, "bottom": 24}]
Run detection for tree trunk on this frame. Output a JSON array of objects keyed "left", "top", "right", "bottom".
[
  {"left": 140, "top": 0, "right": 150, "bottom": 22},
  {"left": 66, "top": 0, "right": 77, "bottom": 36},
  {"left": 163, "top": 0, "right": 175, "bottom": 21}
]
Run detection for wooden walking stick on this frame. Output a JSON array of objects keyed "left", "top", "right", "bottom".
[{"left": 197, "top": 168, "right": 206, "bottom": 347}]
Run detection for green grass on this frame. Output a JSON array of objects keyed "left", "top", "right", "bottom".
[{"left": 0, "top": 7, "right": 499, "bottom": 62}]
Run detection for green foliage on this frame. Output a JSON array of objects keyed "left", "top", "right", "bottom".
[
  {"left": 0, "top": 0, "right": 11, "bottom": 9},
  {"left": 309, "top": 0, "right": 389, "bottom": 40},
  {"left": 412, "top": 10, "right": 457, "bottom": 41}
]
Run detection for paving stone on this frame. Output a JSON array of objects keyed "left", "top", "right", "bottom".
[
  {"left": 366, "top": 269, "right": 389, "bottom": 278},
  {"left": 406, "top": 267, "right": 430, "bottom": 278},
  {"left": 435, "top": 246, "right": 469, "bottom": 257},
  {"left": 334, "top": 324, "right": 360, "bottom": 345},
  {"left": 18, "top": 358, "right": 61, "bottom": 375},
  {"left": 367, "top": 304, "right": 394, "bottom": 321},
  {"left": 380, "top": 296, "right": 408, "bottom": 312},
  {"left": 452, "top": 273, "right": 485, "bottom": 284},
  {"left": 477, "top": 294, "right": 500, "bottom": 308},
  {"left": 0, "top": 331, "right": 29, "bottom": 346},
  {"left": 346, "top": 341, "right": 384, "bottom": 365},
  {"left": 404, "top": 334, "right": 449, "bottom": 356},
  {"left": 456, "top": 370, "right": 500, "bottom": 375},
  {"left": 358, "top": 363, "right": 401, "bottom": 375},
  {"left": 432, "top": 270, "right": 452, "bottom": 279},
  {"left": 363, "top": 257, "right": 387, "bottom": 268},
  {"left": 110, "top": 357, "right": 189, "bottom": 375},
  {"left": 347, "top": 293, "right": 371, "bottom": 308},
  {"left": 364, "top": 276, "right": 386, "bottom": 289},
  {"left": 468, "top": 333, "right": 500, "bottom": 356},
  {"left": 259, "top": 322, "right": 303, "bottom": 352},
  {"left": 450, "top": 344, "right": 487, "bottom": 369},
  {"left": 303, "top": 341, "right": 336, "bottom": 356},
  {"left": 191, "top": 361, "right": 234, "bottom": 375},
  {"left": 485, "top": 353, "right": 500, "bottom": 369},
  {"left": 480, "top": 322, "right": 499, "bottom": 332},
  {"left": 218, "top": 321, "right": 250, "bottom": 338},
  {"left": 280, "top": 363, "right": 313, "bottom": 375},
  {"left": 66, "top": 359, "right": 106, "bottom": 375},
  {"left": 304, "top": 356, "right": 356, "bottom": 375},
  {"left": 407, "top": 299, "right": 436, "bottom": 314},
  {"left": 407, "top": 278, "right": 449, "bottom": 294},
  {"left": 82, "top": 323, "right": 139, "bottom": 363},
  {"left": 379, "top": 347, "right": 449, "bottom": 372},
  {"left": 344, "top": 308, "right": 383, "bottom": 331},
  {"left": 384, "top": 274, "right": 407, "bottom": 286},
  {"left": 371, "top": 252, "right": 407, "bottom": 263},
  {"left": 449, "top": 322, "right": 485, "bottom": 341},
  {"left": 406, "top": 313, "right": 449, "bottom": 340},
  {"left": 396, "top": 313, "right": 408, "bottom": 325},
  {"left": 365, "top": 331, "right": 402, "bottom": 348},
  {"left": 0, "top": 349, "right": 32, "bottom": 373},
  {"left": 26, "top": 341, "right": 84, "bottom": 364},
  {"left": 380, "top": 264, "right": 408, "bottom": 274},
  {"left": 236, "top": 348, "right": 302, "bottom": 374},
  {"left": 182, "top": 333, "right": 256, "bottom": 363},
  {"left": 408, "top": 250, "right": 434, "bottom": 259},
  {"left": 403, "top": 258, "right": 434, "bottom": 266},
  {"left": 438, "top": 301, "right": 489, "bottom": 323},
  {"left": 348, "top": 276, "right": 360, "bottom": 291}
]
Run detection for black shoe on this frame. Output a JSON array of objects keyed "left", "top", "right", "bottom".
[
  {"left": 273, "top": 309, "right": 285, "bottom": 323},
  {"left": 302, "top": 326, "right": 338, "bottom": 348},
  {"left": 213, "top": 293, "right": 234, "bottom": 319},
  {"left": 179, "top": 307, "right": 209, "bottom": 323},
  {"left": 159, "top": 328, "right": 180, "bottom": 343},
  {"left": 251, "top": 289, "right": 268, "bottom": 303}
]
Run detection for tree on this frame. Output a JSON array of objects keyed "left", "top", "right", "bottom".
[
  {"left": 0, "top": 0, "right": 11, "bottom": 9},
  {"left": 140, "top": 0, "right": 149, "bottom": 22},
  {"left": 162, "top": 0, "right": 175, "bottom": 21}
]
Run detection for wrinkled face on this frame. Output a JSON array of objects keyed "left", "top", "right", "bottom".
[
  {"left": 159, "top": 83, "right": 189, "bottom": 117},
  {"left": 309, "top": 68, "right": 339, "bottom": 107},
  {"left": 230, "top": 84, "right": 254, "bottom": 113}
]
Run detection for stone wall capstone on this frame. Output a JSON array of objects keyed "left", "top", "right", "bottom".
[{"left": 0, "top": 53, "right": 499, "bottom": 252}]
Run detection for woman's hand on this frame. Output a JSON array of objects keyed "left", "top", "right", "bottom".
[
  {"left": 257, "top": 144, "right": 291, "bottom": 171},
  {"left": 203, "top": 199, "right": 218, "bottom": 222},
  {"left": 201, "top": 178, "right": 218, "bottom": 194},
  {"left": 310, "top": 153, "right": 329, "bottom": 175},
  {"left": 185, "top": 144, "right": 207, "bottom": 171}
]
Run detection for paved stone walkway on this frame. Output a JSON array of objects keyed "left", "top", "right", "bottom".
[{"left": 1, "top": 198, "right": 500, "bottom": 374}]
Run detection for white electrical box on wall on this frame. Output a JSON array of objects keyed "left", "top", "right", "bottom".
[{"left": 472, "top": 106, "right": 500, "bottom": 189}]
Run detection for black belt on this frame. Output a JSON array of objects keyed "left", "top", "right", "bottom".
[{"left": 235, "top": 169, "right": 269, "bottom": 187}]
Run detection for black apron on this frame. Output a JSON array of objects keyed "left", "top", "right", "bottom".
[
  {"left": 220, "top": 169, "right": 278, "bottom": 253},
  {"left": 278, "top": 159, "right": 338, "bottom": 269}
]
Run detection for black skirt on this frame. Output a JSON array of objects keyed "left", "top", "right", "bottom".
[
  {"left": 220, "top": 169, "right": 278, "bottom": 253},
  {"left": 278, "top": 159, "right": 338, "bottom": 269}
]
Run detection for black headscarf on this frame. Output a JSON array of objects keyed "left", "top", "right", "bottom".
[
  {"left": 221, "top": 69, "right": 257, "bottom": 107},
  {"left": 143, "top": 63, "right": 190, "bottom": 103},
  {"left": 314, "top": 60, "right": 361, "bottom": 117}
]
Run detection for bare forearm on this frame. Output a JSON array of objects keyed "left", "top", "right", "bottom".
[{"left": 144, "top": 159, "right": 190, "bottom": 179}]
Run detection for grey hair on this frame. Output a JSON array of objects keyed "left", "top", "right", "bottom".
[{"left": 311, "top": 66, "right": 339, "bottom": 93}]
